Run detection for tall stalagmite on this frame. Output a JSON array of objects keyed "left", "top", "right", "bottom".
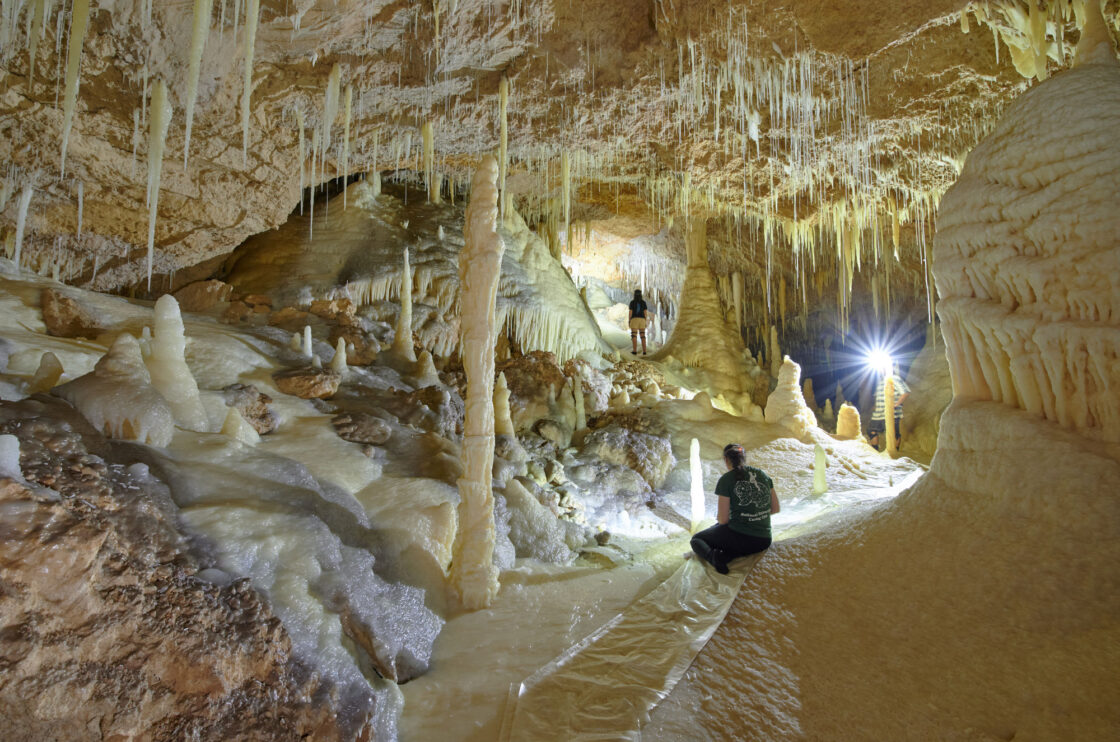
[
  {"left": 450, "top": 155, "right": 504, "bottom": 610},
  {"left": 654, "top": 220, "right": 749, "bottom": 393}
]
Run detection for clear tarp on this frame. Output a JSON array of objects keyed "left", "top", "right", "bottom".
[{"left": 499, "top": 555, "right": 759, "bottom": 741}]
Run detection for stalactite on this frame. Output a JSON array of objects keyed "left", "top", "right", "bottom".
[
  {"left": 184, "top": 0, "right": 213, "bottom": 167},
  {"left": 59, "top": 0, "right": 91, "bottom": 177},
  {"left": 145, "top": 79, "right": 172, "bottom": 291},
  {"left": 240, "top": 0, "right": 260, "bottom": 164},
  {"left": 498, "top": 77, "right": 509, "bottom": 220}
]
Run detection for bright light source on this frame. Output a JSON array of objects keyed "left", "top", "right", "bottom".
[{"left": 867, "top": 348, "right": 893, "bottom": 376}]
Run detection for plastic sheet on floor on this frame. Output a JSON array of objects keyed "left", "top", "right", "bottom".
[{"left": 498, "top": 553, "right": 760, "bottom": 741}]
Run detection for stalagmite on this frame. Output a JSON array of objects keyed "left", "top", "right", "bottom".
[
  {"left": 689, "top": 437, "right": 704, "bottom": 532},
  {"left": 330, "top": 336, "right": 348, "bottom": 374},
  {"left": 12, "top": 184, "right": 32, "bottom": 270},
  {"left": 884, "top": 376, "right": 897, "bottom": 456},
  {"left": 220, "top": 405, "right": 260, "bottom": 445},
  {"left": 812, "top": 444, "right": 827, "bottom": 495},
  {"left": 494, "top": 372, "right": 514, "bottom": 436},
  {"left": 146, "top": 79, "right": 172, "bottom": 291},
  {"left": 184, "top": 0, "right": 213, "bottom": 167},
  {"left": 769, "top": 325, "right": 781, "bottom": 377},
  {"left": 240, "top": 0, "right": 260, "bottom": 163},
  {"left": 822, "top": 398, "right": 835, "bottom": 422},
  {"left": 59, "top": 0, "right": 91, "bottom": 176},
  {"left": 391, "top": 247, "right": 417, "bottom": 363},
  {"left": 28, "top": 351, "right": 64, "bottom": 394},
  {"left": 302, "top": 325, "right": 313, "bottom": 358},
  {"left": 147, "top": 295, "right": 208, "bottom": 432},
  {"left": 288, "top": 332, "right": 301, "bottom": 351},
  {"left": 655, "top": 219, "right": 748, "bottom": 391},
  {"left": 572, "top": 371, "right": 586, "bottom": 431},
  {"left": 764, "top": 357, "right": 817, "bottom": 440},
  {"left": 451, "top": 155, "right": 503, "bottom": 611},
  {"left": 835, "top": 402, "right": 861, "bottom": 440},
  {"left": 802, "top": 378, "right": 817, "bottom": 413},
  {"left": 55, "top": 333, "right": 175, "bottom": 448}
]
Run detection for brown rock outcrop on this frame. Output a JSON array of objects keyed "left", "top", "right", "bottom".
[
  {"left": 40, "top": 288, "right": 103, "bottom": 339},
  {"left": 172, "top": 279, "right": 233, "bottom": 312},
  {"left": 0, "top": 397, "right": 339, "bottom": 741},
  {"left": 273, "top": 367, "right": 341, "bottom": 399}
]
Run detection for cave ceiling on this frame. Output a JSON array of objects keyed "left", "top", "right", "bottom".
[{"left": 0, "top": 0, "right": 1116, "bottom": 296}]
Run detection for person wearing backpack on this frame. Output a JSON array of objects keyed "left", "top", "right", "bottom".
[{"left": 628, "top": 289, "right": 652, "bottom": 355}]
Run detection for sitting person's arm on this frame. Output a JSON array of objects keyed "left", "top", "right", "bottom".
[
  {"left": 770, "top": 488, "right": 781, "bottom": 515},
  {"left": 717, "top": 495, "right": 730, "bottom": 524}
]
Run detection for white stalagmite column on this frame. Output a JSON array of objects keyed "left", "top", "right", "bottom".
[
  {"left": 330, "top": 336, "right": 348, "bottom": 374},
  {"left": 689, "top": 438, "right": 704, "bottom": 532},
  {"left": 812, "top": 443, "right": 828, "bottom": 495},
  {"left": 573, "top": 371, "right": 586, "bottom": 431},
  {"left": 146, "top": 295, "right": 208, "bottom": 431},
  {"left": 451, "top": 155, "right": 504, "bottom": 611},
  {"left": 391, "top": 247, "right": 417, "bottom": 363},
  {"left": 884, "top": 376, "right": 898, "bottom": 456},
  {"left": 302, "top": 325, "right": 313, "bottom": 358},
  {"left": 494, "top": 372, "right": 514, "bottom": 436}
]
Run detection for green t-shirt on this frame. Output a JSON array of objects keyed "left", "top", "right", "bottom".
[{"left": 715, "top": 467, "right": 774, "bottom": 538}]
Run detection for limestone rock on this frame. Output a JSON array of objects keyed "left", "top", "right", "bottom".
[
  {"left": 0, "top": 397, "right": 338, "bottom": 741},
  {"left": 221, "top": 383, "right": 278, "bottom": 435},
  {"left": 40, "top": 288, "right": 103, "bottom": 339},
  {"left": 220, "top": 300, "right": 252, "bottom": 324},
  {"left": 268, "top": 306, "right": 315, "bottom": 332},
  {"left": 580, "top": 424, "right": 675, "bottom": 490},
  {"left": 332, "top": 412, "right": 392, "bottom": 445},
  {"left": 403, "top": 385, "right": 465, "bottom": 439},
  {"left": 273, "top": 367, "right": 341, "bottom": 399},
  {"left": 172, "top": 279, "right": 233, "bottom": 312}
]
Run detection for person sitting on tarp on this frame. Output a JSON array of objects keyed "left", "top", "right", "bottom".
[
  {"left": 628, "top": 289, "right": 651, "bottom": 355},
  {"left": 691, "top": 443, "right": 780, "bottom": 574},
  {"left": 868, "top": 369, "right": 910, "bottom": 451}
]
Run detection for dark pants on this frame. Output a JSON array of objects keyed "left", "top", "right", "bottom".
[{"left": 691, "top": 524, "right": 771, "bottom": 570}]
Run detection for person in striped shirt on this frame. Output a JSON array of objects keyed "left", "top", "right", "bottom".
[{"left": 868, "top": 371, "right": 910, "bottom": 451}]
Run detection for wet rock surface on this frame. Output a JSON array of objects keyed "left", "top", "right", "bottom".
[{"left": 0, "top": 397, "right": 339, "bottom": 741}]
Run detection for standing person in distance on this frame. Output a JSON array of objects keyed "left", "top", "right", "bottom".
[
  {"left": 691, "top": 443, "right": 780, "bottom": 574},
  {"left": 628, "top": 289, "right": 652, "bottom": 355},
  {"left": 868, "top": 366, "right": 910, "bottom": 451}
]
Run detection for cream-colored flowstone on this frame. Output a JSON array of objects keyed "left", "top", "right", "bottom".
[
  {"left": 450, "top": 155, "right": 504, "bottom": 611},
  {"left": 934, "top": 7, "right": 1120, "bottom": 443}
]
